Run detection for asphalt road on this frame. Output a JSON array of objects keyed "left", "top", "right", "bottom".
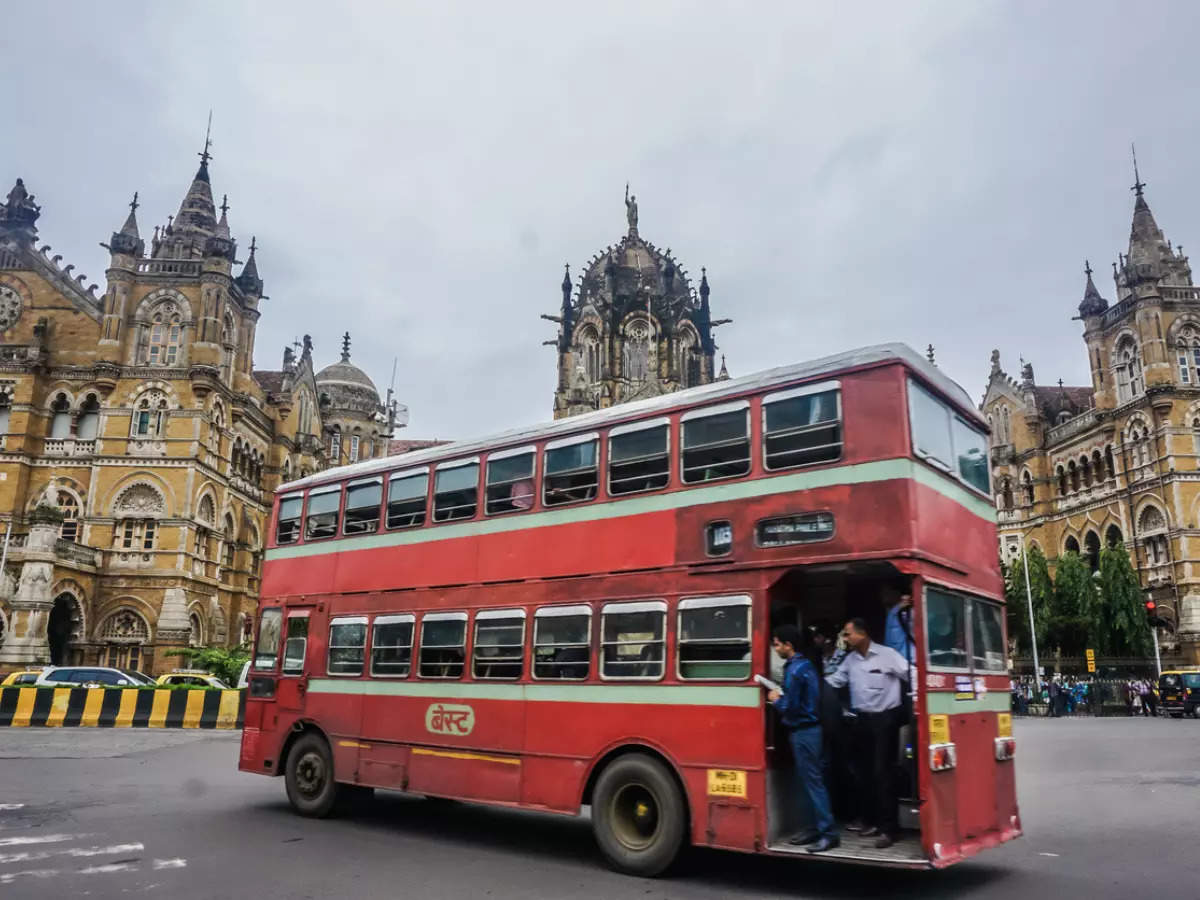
[{"left": 0, "top": 717, "right": 1197, "bottom": 899}]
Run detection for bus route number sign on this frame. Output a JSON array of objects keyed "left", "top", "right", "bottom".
[{"left": 707, "top": 768, "right": 747, "bottom": 799}]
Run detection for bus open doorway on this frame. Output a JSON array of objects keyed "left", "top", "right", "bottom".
[{"left": 763, "top": 563, "right": 927, "bottom": 865}]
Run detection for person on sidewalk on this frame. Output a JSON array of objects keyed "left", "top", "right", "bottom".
[
  {"left": 825, "top": 618, "right": 909, "bottom": 849},
  {"left": 767, "top": 624, "right": 840, "bottom": 855}
]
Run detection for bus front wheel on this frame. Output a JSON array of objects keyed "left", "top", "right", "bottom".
[
  {"left": 285, "top": 733, "right": 340, "bottom": 817},
  {"left": 591, "top": 753, "right": 686, "bottom": 877}
]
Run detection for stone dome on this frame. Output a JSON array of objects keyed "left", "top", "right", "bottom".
[{"left": 316, "top": 335, "right": 381, "bottom": 411}]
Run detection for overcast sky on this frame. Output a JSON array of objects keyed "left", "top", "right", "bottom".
[{"left": 3, "top": 2, "right": 1199, "bottom": 439}]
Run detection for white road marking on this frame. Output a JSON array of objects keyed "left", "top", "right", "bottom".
[
  {"left": 1039, "top": 851, "right": 1061, "bottom": 857},
  {"left": 78, "top": 862, "right": 138, "bottom": 875},
  {"left": 0, "top": 834, "right": 85, "bottom": 847},
  {"left": 67, "top": 843, "right": 145, "bottom": 857},
  {"left": 0, "top": 868, "right": 59, "bottom": 885},
  {"left": 0, "top": 804, "right": 25, "bottom": 811},
  {"left": 152, "top": 858, "right": 187, "bottom": 870}
]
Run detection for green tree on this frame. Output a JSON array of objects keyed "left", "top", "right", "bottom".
[
  {"left": 1004, "top": 544, "right": 1051, "bottom": 654},
  {"left": 164, "top": 645, "right": 250, "bottom": 685},
  {"left": 1046, "top": 551, "right": 1093, "bottom": 655},
  {"left": 1096, "top": 543, "right": 1152, "bottom": 656}
]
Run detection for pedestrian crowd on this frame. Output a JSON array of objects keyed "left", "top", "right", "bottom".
[{"left": 1010, "top": 674, "right": 1161, "bottom": 717}]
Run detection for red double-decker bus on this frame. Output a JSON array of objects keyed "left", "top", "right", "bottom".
[{"left": 239, "top": 343, "right": 1020, "bottom": 875}]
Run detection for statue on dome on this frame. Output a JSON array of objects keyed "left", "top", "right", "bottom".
[{"left": 624, "top": 183, "right": 638, "bottom": 233}]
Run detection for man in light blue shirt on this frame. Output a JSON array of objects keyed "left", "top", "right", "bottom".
[
  {"left": 825, "top": 618, "right": 908, "bottom": 848},
  {"left": 883, "top": 589, "right": 914, "bottom": 665}
]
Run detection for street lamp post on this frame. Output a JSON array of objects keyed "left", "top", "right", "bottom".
[{"left": 1021, "top": 540, "right": 1042, "bottom": 690}]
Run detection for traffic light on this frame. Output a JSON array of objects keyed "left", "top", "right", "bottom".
[{"left": 1145, "top": 600, "right": 1177, "bottom": 632}]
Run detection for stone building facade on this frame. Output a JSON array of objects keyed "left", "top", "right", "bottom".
[
  {"left": 0, "top": 151, "right": 398, "bottom": 674},
  {"left": 547, "top": 187, "right": 730, "bottom": 418},
  {"left": 983, "top": 172, "right": 1200, "bottom": 662}
]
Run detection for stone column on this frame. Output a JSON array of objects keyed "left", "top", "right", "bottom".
[
  {"left": 0, "top": 500, "right": 62, "bottom": 667},
  {"left": 152, "top": 586, "right": 193, "bottom": 675}
]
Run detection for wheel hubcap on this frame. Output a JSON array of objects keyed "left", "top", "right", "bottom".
[
  {"left": 609, "top": 782, "right": 661, "bottom": 851},
  {"left": 295, "top": 750, "right": 326, "bottom": 799}
]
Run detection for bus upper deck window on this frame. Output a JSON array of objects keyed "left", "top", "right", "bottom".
[
  {"left": 343, "top": 477, "right": 383, "bottom": 535},
  {"left": 909, "top": 378, "right": 990, "bottom": 494},
  {"left": 254, "top": 608, "right": 283, "bottom": 671},
  {"left": 925, "top": 587, "right": 969, "bottom": 669},
  {"left": 387, "top": 469, "right": 428, "bottom": 529},
  {"left": 419, "top": 613, "right": 467, "bottom": 678},
  {"left": 678, "top": 596, "right": 752, "bottom": 680},
  {"left": 609, "top": 420, "right": 669, "bottom": 496},
  {"left": 485, "top": 448, "right": 536, "bottom": 516},
  {"left": 533, "top": 606, "right": 592, "bottom": 680},
  {"left": 305, "top": 487, "right": 341, "bottom": 540},
  {"left": 281, "top": 614, "right": 310, "bottom": 675},
  {"left": 473, "top": 610, "right": 526, "bottom": 679},
  {"left": 601, "top": 600, "right": 666, "bottom": 680},
  {"left": 327, "top": 616, "right": 367, "bottom": 676},
  {"left": 276, "top": 494, "right": 303, "bottom": 545},
  {"left": 763, "top": 384, "right": 841, "bottom": 470},
  {"left": 543, "top": 435, "right": 598, "bottom": 507},
  {"left": 681, "top": 403, "right": 750, "bottom": 484},
  {"left": 433, "top": 461, "right": 479, "bottom": 522},
  {"left": 371, "top": 614, "right": 415, "bottom": 677}
]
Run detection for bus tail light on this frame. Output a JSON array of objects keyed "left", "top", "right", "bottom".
[
  {"left": 929, "top": 742, "right": 956, "bottom": 771},
  {"left": 994, "top": 737, "right": 1016, "bottom": 761}
]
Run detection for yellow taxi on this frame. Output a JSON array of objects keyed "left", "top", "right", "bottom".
[
  {"left": 155, "top": 671, "right": 230, "bottom": 689},
  {"left": 1, "top": 669, "right": 44, "bottom": 686}
]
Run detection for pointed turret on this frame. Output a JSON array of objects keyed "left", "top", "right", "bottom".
[
  {"left": 340, "top": 332, "right": 352, "bottom": 363},
  {"left": 236, "top": 236, "right": 263, "bottom": 296},
  {"left": 1078, "top": 260, "right": 1108, "bottom": 317},
  {"left": 1115, "top": 149, "right": 1192, "bottom": 297},
  {"left": 154, "top": 131, "right": 219, "bottom": 259},
  {"left": 717, "top": 354, "right": 730, "bottom": 381},
  {"left": 697, "top": 267, "right": 715, "bottom": 353},
  {"left": 557, "top": 264, "right": 574, "bottom": 352},
  {"left": 106, "top": 192, "right": 144, "bottom": 257}
]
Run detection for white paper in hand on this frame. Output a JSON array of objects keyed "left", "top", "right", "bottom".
[{"left": 755, "top": 674, "right": 781, "bottom": 692}]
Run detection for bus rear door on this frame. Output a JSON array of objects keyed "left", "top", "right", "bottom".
[{"left": 277, "top": 606, "right": 315, "bottom": 713}]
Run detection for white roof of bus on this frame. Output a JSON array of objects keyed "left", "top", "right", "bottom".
[{"left": 282, "top": 342, "right": 981, "bottom": 494}]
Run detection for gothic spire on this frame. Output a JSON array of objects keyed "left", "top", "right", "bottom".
[
  {"left": 341, "top": 331, "right": 352, "bottom": 363},
  {"left": 236, "top": 236, "right": 263, "bottom": 296},
  {"left": 105, "top": 191, "right": 144, "bottom": 256},
  {"left": 1078, "top": 259, "right": 1108, "bottom": 317},
  {"left": 214, "top": 194, "right": 231, "bottom": 239}
]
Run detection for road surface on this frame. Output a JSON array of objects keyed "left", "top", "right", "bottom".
[{"left": 0, "top": 717, "right": 1196, "bottom": 898}]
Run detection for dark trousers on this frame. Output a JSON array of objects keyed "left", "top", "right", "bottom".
[
  {"left": 788, "top": 725, "right": 837, "bottom": 839},
  {"left": 851, "top": 707, "right": 900, "bottom": 836}
]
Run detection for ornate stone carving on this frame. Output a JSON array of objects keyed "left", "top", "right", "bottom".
[
  {"left": 98, "top": 609, "right": 149, "bottom": 643},
  {"left": 113, "top": 483, "right": 166, "bottom": 516},
  {"left": 0, "top": 284, "right": 22, "bottom": 330}
]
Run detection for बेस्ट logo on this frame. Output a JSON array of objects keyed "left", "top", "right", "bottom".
[{"left": 425, "top": 702, "right": 475, "bottom": 736}]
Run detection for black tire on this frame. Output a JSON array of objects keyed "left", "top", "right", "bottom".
[
  {"left": 285, "top": 733, "right": 341, "bottom": 818},
  {"left": 591, "top": 753, "right": 686, "bottom": 877},
  {"left": 1171, "top": 712, "right": 1183, "bottom": 719}
]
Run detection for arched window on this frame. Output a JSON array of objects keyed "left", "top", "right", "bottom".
[
  {"left": 1084, "top": 531, "right": 1101, "bottom": 572},
  {"left": 1104, "top": 446, "right": 1116, "bottom": 480},
  {"left": 197, "top": 493, "right": 215, "bottom": 526},
  {"left": 148, "top": 308, "right": 183, "bottom": 365},
  {"left": 132, "top": 393, "right": 167, "bottom": 438},
  {"left": 577, "top": 328, "right": 601, "bottom": 383},
  {"left": 1116, "top": 338, "right": 1144, "bottom": 403},
  {"left": 49, "top": 393, "right": 71, "bottom": 439},
  {"left": 999, "top": 478, "right": 1014, "bottom": 510},
  {"left": 349, "top": 433, "right": 361, "bottom": 463},
  {"left": 677, "top": 329, "right": 699, "bottom": 388},
  {"left": 1068, "top": 460, "right": 1080, "bottom": 492},
  {"left": 194, "top": 526, "right": 210, "bottom": 561},
  {"left": 98, "top": 609, "right": 149, "bottom": 671},
  {"left": 1091, "top": 449, "right": 1105, "bottom": 482},
  {"left": 0, "top": 391, "right": 10, "bottom": 434},
  {"left": 1065, "top": 535, "right": 1080, "bottom": 555},
  {"left": 220, "top": 313, "right": 236, "bottom": 384},
  {"left": 189, "top": 611, "right": 204, "bottom": 647},
  {"left": 1177, "top": 327, "right": 1200, "bottom": 384},
  {"left": 58, "top": 491, "right": 80, "bottom": 542},
  {"left": 1057, "top": 465, "right": 1067, "bottom": 497},
  {"left": 1022, "top": 470, "right": 1034, "bottom": 506},
  {"left": 76, "top": 394, "right": 100, "bottom": 441},
  {"left": 329, "top": 428, "right": 342, "bottom": 463},
  {"left": 623, "top": 320, "right": 653, "bottom": 384},
  {"left": 1105, "top": 524, "right": 1123, "bottom": 548},
  {"left": 1139, "top": 505, "right": 1169, "bottom": 565},
  {"left": 222, "top": 514, "right": 236, "bottom": 569},
  {"left": 117, "top": 518, "right": 156, "bottom": 550},
  {"left": 1080, "top": 456, "right": 1092, "bottom": 488}
]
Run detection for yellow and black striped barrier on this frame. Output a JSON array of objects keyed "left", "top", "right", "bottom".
[{"left": 0, "top": 687, "right": 245, "bottom": 729}]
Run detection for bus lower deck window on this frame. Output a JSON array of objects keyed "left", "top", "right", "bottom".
[
  {"left": 763, "top": 387, "right": 841, "bottom": 470},
  {"left": 387, "top": 471, "right": 428, "bottom": 529},
  {"left": 281, "top": 614, "right": 309, "bottom": 675},
  {"left": 419, "top": 614, "right": 467, "bottom": 678},
  {"left": 971, "top": 599, "right": 1007, "bottom": 672},
  {"left": 601, "top": 601, "right": 666, "bottom": 679},
  {"left": 254, "top": 608, "right": 283, "bottom": 671},
  {"left": 343, "top": 477, "right": 383, "bottom": 535},
  {"left": 371, "top": 615, "right": 414, "bottom": 677},
  {"left": 533, "top": 607, "right": 591, "bottom": 679},
  {"left": 473, "top": 611, "right": 525, "bottom": 679},
  {"left": 544, "top": 438, "right": 598, "bottom": 507},
  {"left": 305, "top": 487, "right": 341, "bottom": 540},
  {"left": 276, "top": 495, "right": 302, "bottom": 545},
  {"left": 327, "top": 617, "right": 367, "bottom": 676},
  {"left": 682, "top": 406, "right": 750, "bottom": 483},
  {"left": 485, "top": 451, "right": 535, "bottom": 516},
  {"left": 925, "top": 587, "right": 969, "bottom": 669},
  {"left": 609, "top": 423, "right": 669, "bottom": 496},
  {"left": 434, "top": 463, "right": 479, "bottom": 522},
  {"left": 677, "top": 597, "right": 751, "bottom": 679}
]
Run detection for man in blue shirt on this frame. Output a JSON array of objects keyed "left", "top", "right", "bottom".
[
  {"left": 883, "top": 588, "right": 914, "bottom": 664},
  {"left": 767, "top": 624, "right": 839, "bottom": 854}
]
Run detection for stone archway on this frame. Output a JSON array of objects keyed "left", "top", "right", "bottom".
[{"left": 47, "top": 593, "right": 84, "bottom": 665}]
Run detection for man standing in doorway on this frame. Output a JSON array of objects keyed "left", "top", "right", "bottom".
[
  {"left": 883, "top": 587, "right": 914, "bottom": 664},
  {"left": 826, "top": 618, "right": 909, "bottom": 849},
  {"left": 767, "top": 624, "right": 839, "bottom": 854}
]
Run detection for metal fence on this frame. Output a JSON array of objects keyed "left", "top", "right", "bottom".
[{"left": 1010, "top": 677, "right": 1149, "bottom": 717}]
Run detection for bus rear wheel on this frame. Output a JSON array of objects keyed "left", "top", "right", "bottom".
[
  {"left": 591, "top": 753, "right": 685, "bottom": 877},
  {"left": 285, "top": 733, "right": 341, "bottom": 818}
]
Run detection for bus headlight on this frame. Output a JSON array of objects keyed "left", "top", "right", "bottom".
[{"left": 929, "top": 742, "right": 956, "bottom": 771}]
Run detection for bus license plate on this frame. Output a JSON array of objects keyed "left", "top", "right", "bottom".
[{"left": 707, "top": 769, "right": 747, "bottom": 799}]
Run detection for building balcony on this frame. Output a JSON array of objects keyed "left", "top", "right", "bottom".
[
  {"left": 990, "top": 443, "right": 1015, "bottom": 465},
  {"left": 43, "top": 438, "right": 96, "bottom": 457},
  {"left": 997, "top": 508, "right": 1026, "bottom": 524},
  {"left": 135, "top": 259, "right": 202, "bottom": 277},
  {"left": 3, "top": 533, "right": 100, "bottom": 568},
  {"left": 1046, "top": 409, "right": 1100, "bottom": 446},
  {"left": 1161, "top": 285, "right": 1200, "bottom": 302}
]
